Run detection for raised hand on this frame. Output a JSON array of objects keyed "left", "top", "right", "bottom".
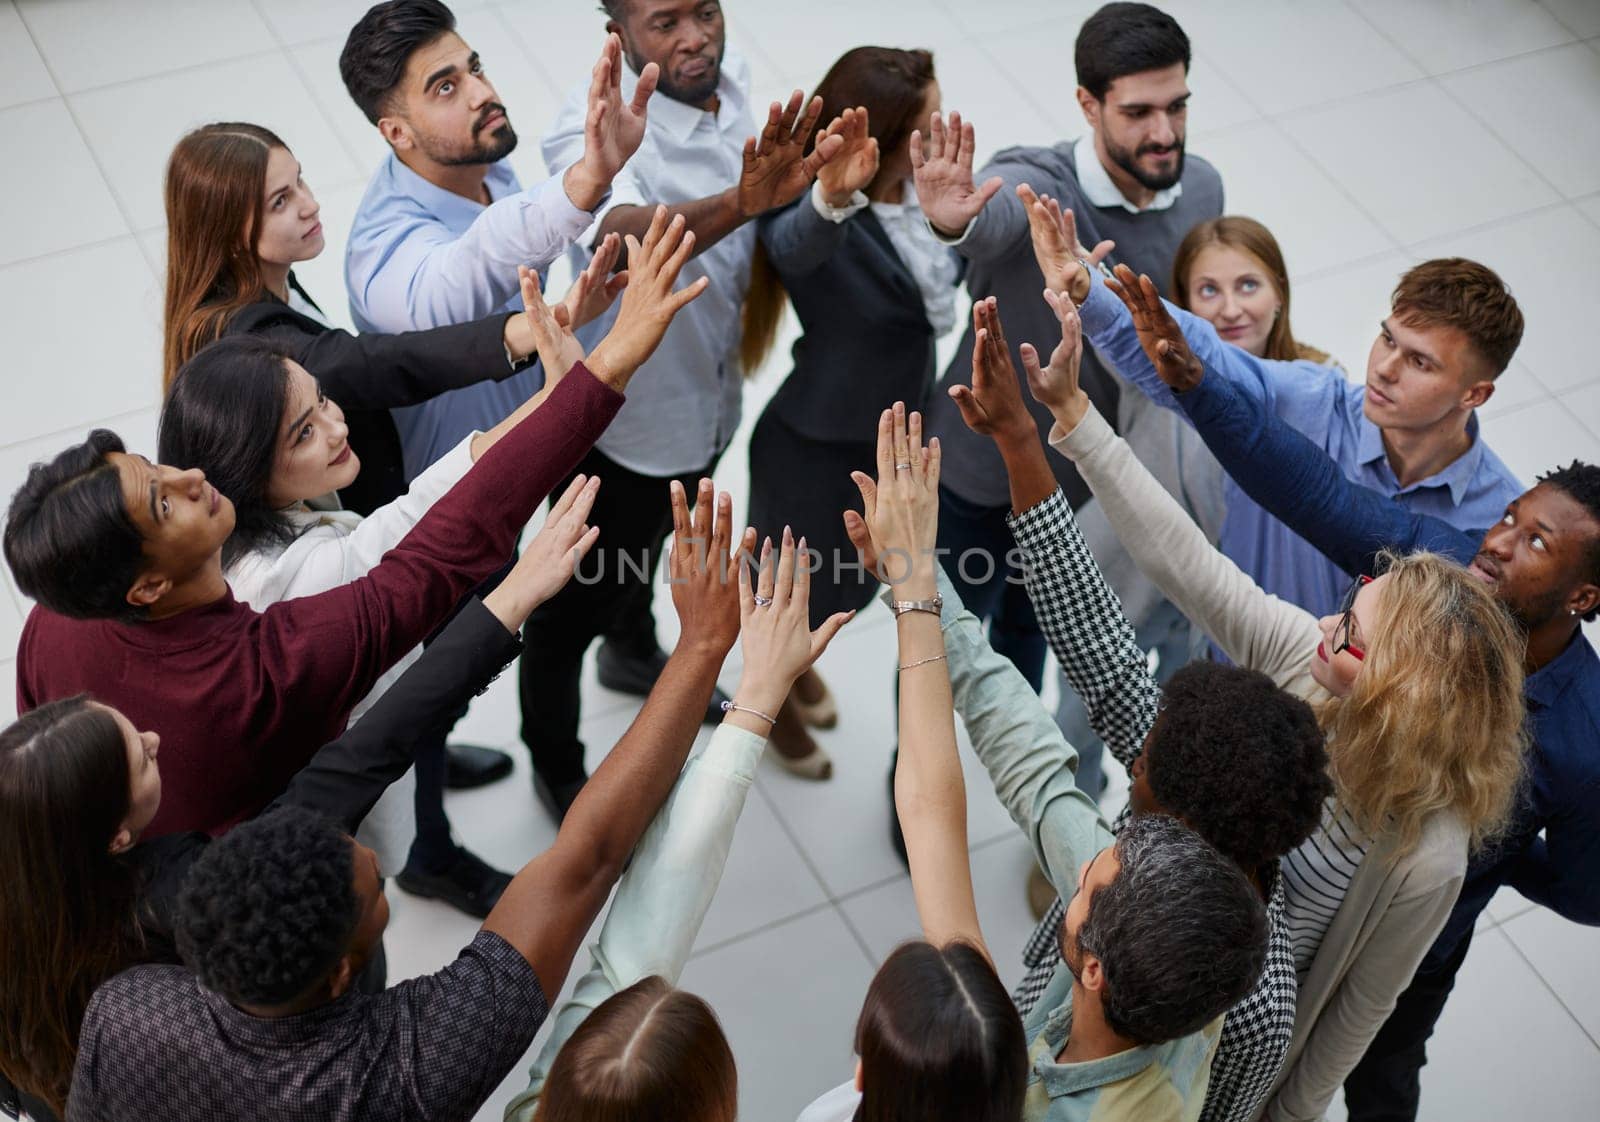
[
  {"left": 816, "top": 106, "right": 879, "bottom": 207},
  {"left": 668, "top": 477, "right": 750, "bottom": 659},
  {"left": 586, "top": 206, "right": 710, "bottom": 387},
  {"left": 1022, "top": 289, "right": 1090, "bottom": 429},
  {"left": 514, "top": 265, "right": 584, "bottom": 383},
  {"left": 948, "top": 297, "right": 1035, "bottom": 444},
  {"left": 561, "top": 231, "right": 628, "bottom": 331},
  {"left": 849, "top": 402, "right": 941, "bottom": 594},
  {"left": 484, "top": 473, "right": 603, "bottom": 627},
  {"left": 731, "top": 528, "right": 853, "bottom": 719},
  {"left": 1017, "top": 183, "right": 1115, "bottom": 303},
  {"left": 566, "top": 34, "right": 658, "bottom": 209},
  {"left": 1105, "top": 263, "right": 1204, "bottom": 393},
  {"left": 737, "top": 90, "right": 845, "bottom": 217},
  {"left": 909, "top": 110, "right": 1003, "bottom": 238}
]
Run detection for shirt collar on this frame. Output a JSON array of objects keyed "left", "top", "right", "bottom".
[
  {"left": 622, "top": 49, "right": 747, "bottom": 147},
  {"left": 1028, "top": 981, "right": 1161, "bottom": 1097},
  {"left": 1355, "top": 411, "right": 1486, "bottom": 505},
  {"left": 1525, "top": 626, "right": 1600, "bottom": 712},
  {"left": 1073, "top": 135, "right": 1183, "bottom": 214},
  {"left": 383, "top": 152, "right": 520, "bottom": 233}
]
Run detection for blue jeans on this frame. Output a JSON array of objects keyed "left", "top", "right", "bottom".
[
  {"left": 934, "top": 485, "right": 1046, "bottom": 691},
  {"left": 1054, "top": 597, "right": 1198, "bottom": 797}
]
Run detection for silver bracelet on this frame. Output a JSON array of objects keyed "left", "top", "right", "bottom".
[
  {"left": 720, "top": 700, "right": 777, "bottom": 727},
  {"left": 898, "top": 653, "right": 948, "bottom": 672}
]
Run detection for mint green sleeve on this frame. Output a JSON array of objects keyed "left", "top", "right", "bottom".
[
  {"left": 504, "top": 723, "right": 767, "bottom": 1121},
  {"left": 933, "top": 570, "right": 1117, "bottom": 901}
]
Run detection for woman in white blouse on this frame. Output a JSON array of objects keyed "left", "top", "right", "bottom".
[{"left": 155, "top": 265, "right": 603, "bottom": 901}]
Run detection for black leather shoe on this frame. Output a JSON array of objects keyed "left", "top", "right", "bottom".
[
  {"left": 396, "top": 847, "right": 512, "bottom": 919},
  {"left": 444, "top": 742, "right": 514, "bottom": 790},
  {"left": 534, "top": 768, "right": 589, "bottom": 824},
  {"left": 887, "top": 751, "right": 908, "bottom": 868},
  {"left": 597, "top": 642, "right": 731, "bottom": 724}
]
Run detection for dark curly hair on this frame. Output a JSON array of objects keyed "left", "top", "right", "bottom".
[
  {"left": 1075, "top": 815, "right": 1268, "bottom": 1045},
  {"left": 175, "top": 806, "right": 360, "bottom": 1007},
  {"left": 1538, "top": 461, "right": 1600, "bottom": 621},
  {"left": 1146, "top": 661, "right": 1331, "bottom": 877}
]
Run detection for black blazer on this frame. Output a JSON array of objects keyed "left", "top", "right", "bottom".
[
  {"left": 222, "top": 275, "right": 528, "bottom": 513},
  {"left": 757, "top": 196, "right": 960, "bottom": 443}
]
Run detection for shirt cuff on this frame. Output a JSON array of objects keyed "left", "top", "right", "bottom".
[
  {"left": 699, "top": 722, "right": 768, "bottom": 784},
  {"left": 810, "top": 180, "right": 869, "bottom": 223},
  {"left": 925, "top": 213, "right": 974, "bottom": 246},
  {"left": 1077, "top": 269, "right": 1122, "bottom": 337}
]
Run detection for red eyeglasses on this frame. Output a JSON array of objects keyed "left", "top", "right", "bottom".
[{"left": 1331, "top": 574, "right": 1373, "bottom": 660}]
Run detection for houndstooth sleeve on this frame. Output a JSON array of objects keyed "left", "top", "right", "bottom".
[{"left": 1007, "top": 488, "right": 1161, "bottom": 770}]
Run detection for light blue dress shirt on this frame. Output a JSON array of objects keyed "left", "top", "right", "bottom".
[
  {"left": 1076, "top": 276, "right": 1523, "bottom": 619},
  {"left": 344, "top": 154, "right": 596, "bottom": 478}
]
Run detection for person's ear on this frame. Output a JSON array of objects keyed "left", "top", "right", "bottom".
[
  {"left": 1076, "top": 87, "right": 1099, "bottom": 130},
  {"left": 1078, "top": 950, "right": 1106, "bottom": 995},
  {"left": 1461, "top": 378, "right": 1495, "bottom": 411},
  {"left": 326, "top": 954, "right": 357, "bottom": 1000},
  {"left": 853, "top": 1058, "right": 863, "bottom": 1093},
  {"left": 377, "top": 114, "right": 412, "bottom": 154},
  {"left": 108, "top": 824, "right": 136, "bottom": 855},
  {"left": 1568, "top": 579, "right": 1600, "bottom": 621},
  {"left": 126, "top": 572, "right": 172, "bottom": 611}
]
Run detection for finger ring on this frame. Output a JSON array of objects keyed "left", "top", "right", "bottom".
[
  {"left": 895, "top": 462, "right": 913, "bottom": 471},
  {"left": 753, "top": 595, "right": 774, "bottom": 607}
]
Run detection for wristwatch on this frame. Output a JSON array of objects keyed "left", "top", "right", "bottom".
[{"left": 880, "top": 590, "right": 944, "bottom": 618}]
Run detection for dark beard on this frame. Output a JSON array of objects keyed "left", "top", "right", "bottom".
[
  {"left": 1105, "top": 134, "right": 1185, "bottom": 192},
  {"left": 426, "top": 110, "right": 519, "bottom": 168},
  {"left": 625, "top": 43, "right": 723, "bottom": 106}
]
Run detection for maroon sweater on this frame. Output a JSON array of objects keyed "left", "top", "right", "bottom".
[{"left": 17, "top": 365, "right": 621, "bottom": 838}]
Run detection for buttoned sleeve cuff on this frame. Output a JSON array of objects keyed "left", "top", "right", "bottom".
[
  {"left": 1076, "top": 269, "right": 1122, "bottom": 338},
  {"left": 578, "top": 166, "right": 649, "bottom": 247},
  {"left": 810, "top": 179, "right": 869, "bottom": 223}
]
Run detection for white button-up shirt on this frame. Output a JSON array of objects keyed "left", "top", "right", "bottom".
[{"left": 542, "top": 50, "right": 757, "bottom": 477}]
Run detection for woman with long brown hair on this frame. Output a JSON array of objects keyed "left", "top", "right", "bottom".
[
  {"left": 160, "top": 121, "right": 618, "bottom": 514},
  {"left": 740, "top": 47, "right": 961, "bottom": 776}
]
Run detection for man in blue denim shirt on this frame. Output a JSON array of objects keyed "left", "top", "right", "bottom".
[{"left": 1115, "top": 290, "right": 1600, "bottom": 1122}]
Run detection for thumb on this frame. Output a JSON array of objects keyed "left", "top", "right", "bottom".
[
  {"left": 948, "top": 384, "right": 988, "bottom": 432},
  {"left": 632, "top": 62, "right": 659, "bottom": 111},
  {"left": 811, "top": 609, "right": 855, "bottom": 659},
  {"left": 850, "top": 469, "right": 878, "bottom": 515}
]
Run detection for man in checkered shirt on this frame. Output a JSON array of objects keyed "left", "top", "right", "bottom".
[{"left": 950, "top": 296, "right": 1332, "bottom": 1121}]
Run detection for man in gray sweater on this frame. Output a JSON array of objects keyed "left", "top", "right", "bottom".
[{"left": 889, "top": 1, "right": 1224, "bottom": 861}]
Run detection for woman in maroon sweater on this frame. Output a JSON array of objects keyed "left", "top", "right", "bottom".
[{"left": 6, "top": 208, "right": 708, "bottom": 839}]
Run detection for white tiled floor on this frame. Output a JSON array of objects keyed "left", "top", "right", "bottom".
[{"left": 1, "top": 1, "right": 1597, "bottom": 1120}]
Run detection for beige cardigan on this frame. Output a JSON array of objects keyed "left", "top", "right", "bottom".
[{"left": 1050, "top": 406, "right": 1466, "bottom": 1122}]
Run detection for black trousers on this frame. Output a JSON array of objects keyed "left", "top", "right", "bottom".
[
  {"left": 1342, "top": 926, "right": 1476, "bottom": 1121},
  {"left": 518, "top": 445, "right": 714, "bottom": 784}
]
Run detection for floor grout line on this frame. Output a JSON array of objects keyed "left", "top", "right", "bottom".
[{"left": 1493, "top": 922, "right": 1600, "bottom": 1054}]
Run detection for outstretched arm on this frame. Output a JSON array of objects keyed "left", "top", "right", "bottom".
[
  {"left": 506, "top": 526, "right": 852, "bottom": 1119},
  {"left": 756, "top": 107, "right": 878, "bottom": 277},
  {"left": 947, "top": 296, "right": 1160, "bottom": 764},
  {"left": 481, "top": 479, "right": 748, "bottom": 999},
  {"left": 272, "top": 476, "right": 602, "bottom": 829},
  {"left": 596, "top": 88, "right": 844, "bottom": 264},
  {"left": 1025, "top": 293, "right": 1323, "bottom": 692},
  {"left": 850, "top": 404, "right": 987, "bottom": 952}
]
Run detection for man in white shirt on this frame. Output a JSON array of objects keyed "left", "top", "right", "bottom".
[{"left": 530, "top": 0, "right": 844, "bottom": 808}]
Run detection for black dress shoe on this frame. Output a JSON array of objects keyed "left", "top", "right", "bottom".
[
  {"left": 444, "top": 742, "right": 514, "bottom": 790},
  {"left": 887, "top": 751, "right": 908, "bottom": 868},
  {"left": 596, "top": 642, "right": 731, "bottom": 724},
  {"left": 396, "top": 847, "right": 512, "bottom": 919},
  {"left": 534, "top": 768, "right": 589, "bottom": 824}
]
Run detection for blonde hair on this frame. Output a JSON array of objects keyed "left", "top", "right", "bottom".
[{"left": 1318, "top": 552, "right": 1527, "bottom": 858}]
